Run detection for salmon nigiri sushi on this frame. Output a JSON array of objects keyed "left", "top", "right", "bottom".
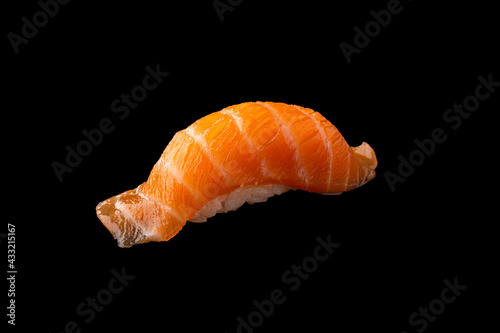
[{"left": 96, "top": 102, "right": 377, "bottom": 248}]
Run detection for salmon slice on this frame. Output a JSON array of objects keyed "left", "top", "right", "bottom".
[{"left": 96, "top": 102, "right": 377, "bottom": 247}]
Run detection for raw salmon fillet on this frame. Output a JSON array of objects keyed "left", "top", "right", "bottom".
[{"left": 96, "top": 102, "right": 377, "bottom": 247}]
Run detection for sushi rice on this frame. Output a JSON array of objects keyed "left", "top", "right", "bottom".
[{"left": 188, "top": 184, "right": 291, "bottom": 222}]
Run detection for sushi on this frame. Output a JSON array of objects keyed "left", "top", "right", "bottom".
[{"left": 96, "top": 102, "right": 377, "bottom": 248}]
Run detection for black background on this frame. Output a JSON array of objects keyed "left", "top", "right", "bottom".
[{"left": 4, "top": 0, "right": 498, "bottom": 332}]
